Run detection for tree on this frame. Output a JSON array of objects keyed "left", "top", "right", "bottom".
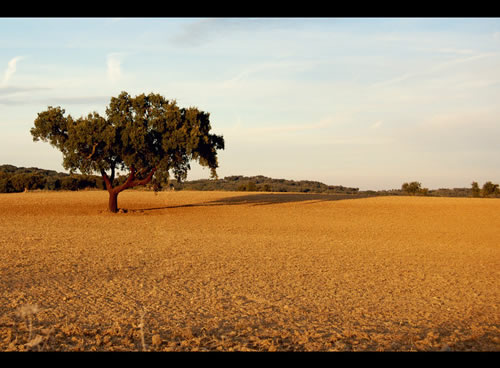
[
  {"left": 471, "top": 181, "right": 480, "bottom": 198},
  {"left": 9, "top": 173, "right": 46, "bottom": 192},
  {"left": 481, "top": 181, "right": 499, "bottom": 198},
  {"left": 45, "top": 176, "right": 62, "bottom": 191},
  {"left": 401, "top": 181, "right": 421, "bottom": 195},
  {"left": 246, "top": 181, "right": 257, "bottom": 192},
  {"left": 0, "top": 174, "right": 14, "bottom": 193},
  {"left": 60, "top": 176, "right": 80, "bottom": 191},
  {"left": 31, "top": 92, "right": 224, "bottom": 212}
]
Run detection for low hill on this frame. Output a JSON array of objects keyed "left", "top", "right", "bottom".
[{"left": 175, "top": 175, "right": 360, "bottom": 194}]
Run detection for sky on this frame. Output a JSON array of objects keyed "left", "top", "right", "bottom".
[{"left": 1, "top": 17, "right": 499, "bottom": 190}]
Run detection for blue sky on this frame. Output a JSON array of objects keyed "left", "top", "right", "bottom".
[{"left": 1, "top": 18, "right": 500, "bottom": 190}]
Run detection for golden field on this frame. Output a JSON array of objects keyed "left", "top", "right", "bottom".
[{"left": 0, "top": 190, "right": 499, "bottom": 351}]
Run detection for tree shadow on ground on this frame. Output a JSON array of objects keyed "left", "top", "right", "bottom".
[
  {"left": 128, "top": 192, "right": 378, "bottom": 213},
  {"left": 206, "top": 192, "right": 376, "bottom": 206}
]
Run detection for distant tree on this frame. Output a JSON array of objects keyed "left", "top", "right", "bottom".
[
  {"left": 0, "top": 177, "right": 14, "bottom": 193},
  {"left": 45, "top": 177, "right": 62, "bottom": 191},
  {"left": 0, "top": 164, "right": 17, "bottom": 173},
  {"left": 9, "top": 173, "right": 46, "bottom": 192},
  {"left": 471, "top": 181, "right": 481, "bottom": 198},
  {"left": 402, "top": 181, "right": 422, "bottom": 195},
  {"left": 31, "top": 91, "right": 224, "bottom": 212},
  {"left": 60, "top": 176, "right": 80, "bottom": 191},
  {"left": 481, "top": 181, "right": 499, "bottom": 197},
  {"left": 246, "top": 181, "right": 257, "bottom": 192}
]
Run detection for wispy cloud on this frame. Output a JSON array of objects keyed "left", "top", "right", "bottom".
[
  {"left": 370, "top": 51, "right": 498, "bottom": 89},
  {"left": 0, "top": 85, "right": 49, "bottom": 96},
  {"left": 169, "top": 19, "right": 220, "bottom": 46},
  {"left": 169, "top": 18, "right": 295, "bottom": 47},
  {"left": 0, "top": 85, "right": 51, "bottom": 105},
  {"left": 432, "top": 52, "right": 497, "bottom": 71},
  {"left": 106, "top": 53, "right": 123, "bottom": 82},
  {"left": 0, "top": 92, "right": 103, "bottom": 106},
  {"left": 220, "top": 59, "right": 318, "bottom": 89},
  {"left": 41, "top": 95, "right": 110, "bottom": 106},
  {"left": 1, "top": 56, "right": 24, "bottom": 87},
  {"left": 438, "top": 48, "right": 476, "bottom": 55}
]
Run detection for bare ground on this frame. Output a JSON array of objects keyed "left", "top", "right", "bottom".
[{"left": 0, "top": 190, "right": 498, "bottom": 351}]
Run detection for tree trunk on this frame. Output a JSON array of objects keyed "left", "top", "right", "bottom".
[
  {"left": 102, "top": 166, "right": 156, "bottom": 213},
  {"left": 108, "top": 190, "right": 119, "bottom": 213}
]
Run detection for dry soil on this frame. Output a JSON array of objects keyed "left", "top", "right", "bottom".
[{"left": 0, "top": 190, "right": 498, "bottom": 351}]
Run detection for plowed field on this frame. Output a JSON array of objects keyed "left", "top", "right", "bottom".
[{"left": 0, "top": 190, "right": 498, "bottom": 351}]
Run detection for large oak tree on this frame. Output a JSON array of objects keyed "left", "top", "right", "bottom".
[{"left": 31, "top": 91, "right": 225, "bottom": 212}]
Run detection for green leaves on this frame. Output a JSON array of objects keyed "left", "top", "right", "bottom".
[
  {"left": 31, "top": 91, "right": 224, "bottom": 188},
  {"left": 31, "top": 106, "right": 70, "bottom": 148}
]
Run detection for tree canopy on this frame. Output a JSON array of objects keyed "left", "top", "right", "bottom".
[
  {"left": 401, "top": 181, "right": 422, "bottom": 195},
  {"left": 481, "top": 181, "right": 500, "bottom": 197},
  {"left": 31, "top": 91, "right": 224, "bottom": 212}
]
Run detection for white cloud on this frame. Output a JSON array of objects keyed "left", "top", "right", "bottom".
[
  {"left": 1, "top": 56, "right": 24, "bottom": 86},
  {"left": 371, "top": 120, "right": 383, "bottom": 129},
  {"left": 106, "top": 53, "right": 122, "bottom": 82}
]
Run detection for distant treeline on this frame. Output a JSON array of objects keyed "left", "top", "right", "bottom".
[
  {"left": 397, "top": 180, "right": 499, "bottom": 198},
  {"left": 175, "top": 175, "right": 360, "bottom": 194},
  {"left": 1, "top": 164, "right": 498, "bottom": 198},
  {"left": 0, "top": 164, "right": 106, "bottom": 193},
  {"left": 175, "top": 176, "right": 500, "bottom": 198},
  {"left": 0, "top": 165, "right": 360, "bottom": 194}
]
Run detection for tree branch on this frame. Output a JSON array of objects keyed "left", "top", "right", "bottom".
[
  {"left": 100, "top": 169, "right": 113, "bottom": 192},
  {"left": 135, "top": 167, "right": 147, "bottom": 178},
  {"left": 123, "top": 166, "right": 136, "bottom": 187},
  {"left": 131, "top": 167, "right": 157, "bottom": 187},
  {"left": 86, "top": 143, "right": 98, "bottom": 159},
  {"left": 113, "top": 166, "right": 156, "bottom": 193},
  {"left": 109, "top": 162, "right": 116, "bottom": 185}
]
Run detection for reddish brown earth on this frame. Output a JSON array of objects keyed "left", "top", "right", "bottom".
[{"left": 0, "top": 190, "right": 498, "bottom": 351}]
